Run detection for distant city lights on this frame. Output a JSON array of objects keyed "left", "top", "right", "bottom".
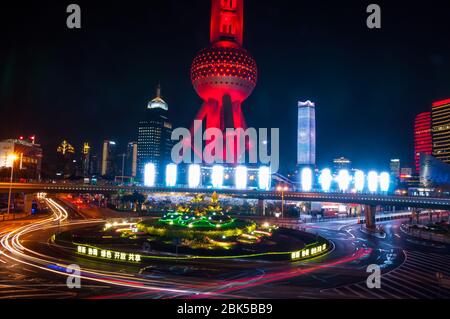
[
  {"left": 188, "top": 164, "right": 201, "bottom": 188},
  {"left": 319, "top": 168, "right": 332, "bottom": 192},
  {"left": 258, "top": 166, "right": 271, "bottom": 191},
  {"left": 211, "top": 165, "right": 224, "bottom": 189},
  {"left": 165, "top": 164, "right": 177, "bottom": 187},
  {"left": 235, "top": 165, "right": 248, "bottom": 190},
  {"left": 301, "top": 167, "right": 313, "bottom": 192},
  {"left": 144, "top": 163, "right": 156, "bottom": 187}
]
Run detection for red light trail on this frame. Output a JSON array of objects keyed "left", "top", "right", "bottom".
[{"left": 189, "top": 248, "right": 372, "bottom": 298}]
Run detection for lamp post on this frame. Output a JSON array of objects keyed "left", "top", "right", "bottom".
[
  {"left": 277, "top": 185, "right": 289, "bottom": 219},
  {"left": 6, "top": 154, "right": 18, "bottom": 217}
]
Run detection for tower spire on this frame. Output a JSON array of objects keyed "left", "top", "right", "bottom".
[
  {"left": 210, "top": 0, "right": 244, "bottom": 47},
  {"left": 156, "top": 83, "right": 161, "bottom": 98}
]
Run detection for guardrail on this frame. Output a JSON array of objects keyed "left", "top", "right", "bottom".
[
  {"left": 0, "top": 212, "right": 31, "bottom": 222},
  {"left": 359, "top": 212, "right": 413, "bottom": 224},
  {"left": 402, "top": 225, "right": 450, "bottom": 244},
  {"left": 2, "top": 183, "right": 450, "bottom": 209}
]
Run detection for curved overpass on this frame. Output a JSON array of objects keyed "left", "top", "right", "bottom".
[{"left": 1, "top": 183, "right": 450, "bottom": 209}]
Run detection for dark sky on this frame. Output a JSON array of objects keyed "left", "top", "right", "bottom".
[{"left": 1, "top": 0, "right": 450, "bottom": 172}]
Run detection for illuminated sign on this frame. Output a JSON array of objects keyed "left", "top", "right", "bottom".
[
  {"left": 301, "top": 167, "right": 313, "bottom": 192},
  {"left": 188, "top": 164, "right": 201, "bottom": 188},
  {"left": 379, "top": 172, "right": 390, "bottom": 192},
  {"left": 211, "top": 165, "right": 224, "bottom": 189},
  {"left": 77, "top": 245, "right": 142, "bottom": 263},
  {"left": 319, "top": 168, "right": 332, "bottom": 192},
  {"left": 291, "top": 243, "right": 327, "bottom": 261},
  {"left": 368, "top": 171, "right": 378, "bottom": 193},
  {"left": 166, "top": 164, "right": 177, "bottom": 187},
  {"left": 144, "top": 163, "right": 156, "bottom": 187},
  {"left": 235, "top": 165, "right": 248, "bottom": 190},
  {"left": 337, "top": 169, "right": 351, "bottom": 192},
  {"left": 258, "top": 166, "right": 271, "bottom": 191},
  {"left": 354, "top": 170, "right": 365, "bottom": 192}
]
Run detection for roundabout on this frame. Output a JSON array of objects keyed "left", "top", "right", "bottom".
[
  {"left": 55, "top": 193, "right": 331, "bottom": 263},
  {"left": 2, "top": 195, "right": 408, "bottom": 299}
]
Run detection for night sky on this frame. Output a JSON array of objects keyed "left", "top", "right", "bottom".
[{"left": 1, "top": 0, "right": 450, "bottom": 173}]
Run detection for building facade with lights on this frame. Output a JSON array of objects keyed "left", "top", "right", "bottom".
[
  {"left": 431, "top": 99, "right": 450, "bottom": 165},
  {"left": 0, "top": 138, "right": 43, "bottom": 181},
  {"left": 414, "top": 111, "right": 433, "bottom": 173},
  {"left": 137, "top": 85, "right": 173, "bottom": 183},
  {"left": 297, "top": 101, "right": 316, "bottom": 167}
]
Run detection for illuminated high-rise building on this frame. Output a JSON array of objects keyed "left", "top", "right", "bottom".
[
  {"left": 126, "top": 141, "right": 138, "bottom": 178},
  {"left": 333, "top": 157, "right": 351, "bottom": 174},
  {"left": 390, "top": 159, "right": 400, "bottom": 179},
  {"left": 431, "top": 99, "right": 450, "bottom": 165},
  {"left": 190, "top": 0, "right": 257, "bottom": 162},
  {"left": 81, "top": 142, "right": 91, "bottom": 177},
  {"left": 137, "top": 85, "right": 173, "bottom": 182},
  {"left": 101, "top": 140, "right": 117, "bottom": 178},
  {"left": 297, "top": 101, "right": 316, "bottom": 166},
  {"left": 414, "top": 111, "right": 433, "bottom": 173}
]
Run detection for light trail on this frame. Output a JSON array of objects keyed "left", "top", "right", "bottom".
[
  {"left": 188, "top": 248, "right": 372, "bottom": 298},
  {"left": 0, "top": 196, "right": 374, "bottom": 299},
  {"left": 0, "top": 197, "right": 199, "bottom": 296}
]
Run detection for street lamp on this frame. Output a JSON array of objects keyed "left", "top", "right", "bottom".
[
  {"left": 276, "top": 184, "right": 289, "bottom": 219},
  {"left": 7, "top": 154, "right": 18, "bottom": 216}
]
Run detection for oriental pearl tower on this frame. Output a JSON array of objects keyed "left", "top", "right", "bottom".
[{"left": 191, "top": 0, "right": 257, "bottom": 163}]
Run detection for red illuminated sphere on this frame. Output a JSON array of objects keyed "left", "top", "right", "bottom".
[{"left": 191, "top": 45, "right": 258, "bottom": 102}]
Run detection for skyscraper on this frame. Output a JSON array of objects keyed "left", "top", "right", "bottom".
[
  {"left": 390, "top": 159, "right": 400, "bottom": 178},
  {"left": 414, "top": 111, "right": 433, "bottom": 173},
  {"left": 126, "top": 141, "right": 138, "bottom": 178},
  {"left": 297, "top": 101, "right": 316, "bottom": 166},
  {"left": 190, "top": 0, "right": 257, "bottom": 163},
  {"left": 101, "top": 140, "right": 117, "bottom": 178},
  {"left": 81, "top": 142, "right": 91, "bottom": 177},
  {"left": 137, "top": 85, "right": 173, "bottom": 182},
  {"left": 431, "top": 98, "right": 450, "bottom": 165},
  {"left": 333, "top": 157, "right": 351, "bottom": 174}
]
